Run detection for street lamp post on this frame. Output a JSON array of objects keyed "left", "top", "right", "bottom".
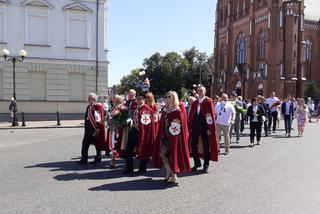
[{"left": 2, "top": 49, "right": 27, "bottom": 126}]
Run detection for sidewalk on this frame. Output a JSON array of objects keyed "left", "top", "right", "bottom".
[{"left": 0, "top": 120, "right": 84, "bottom": 130}]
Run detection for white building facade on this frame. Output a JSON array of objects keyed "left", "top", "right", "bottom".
[{"left": 0, "top": 0, "right": 108, "bottom": 121}]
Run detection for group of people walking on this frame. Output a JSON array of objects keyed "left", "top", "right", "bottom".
[{"left": 77, "top": 86, "right": 313, "bottom": 184}]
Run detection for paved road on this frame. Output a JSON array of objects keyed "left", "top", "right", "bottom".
[{"left": 1, "top": 121, "right": 320, "bottom": 214}]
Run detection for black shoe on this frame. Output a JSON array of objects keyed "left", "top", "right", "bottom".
[
  {"left": 91, "top": 158, "right": 101, "bottom": 164},
  {"left": 134, "top": 169, "right": 147, "bottom": 175},
  {"left": 287, "top": 134, "right": 291, "bottom": 137},
  {"left": 122, "top": 169, "right": 134, "bottom": 174},
  {"left": 191, "top": 164, "right": 201, "bottom": 172},
  {"left": 77, "top": 159, "right": 87, "bottom": 165},
  {"left": 202, "top": 165, "right": 209, "bottom": 173}
]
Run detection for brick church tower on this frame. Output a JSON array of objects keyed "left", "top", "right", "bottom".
[{"left": 213, "top": 0, "right": 320, "bottom": 99}]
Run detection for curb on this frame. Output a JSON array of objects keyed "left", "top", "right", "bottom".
[{"left": 0, "top": 125, "right": 84, "bottom": 130}]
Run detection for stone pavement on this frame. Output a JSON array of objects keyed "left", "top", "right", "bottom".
[
  {"left": 0, "top": 120, "right": 84, "bottom": 130},
  {"left": 1, "top": 121, "right": 320, "bottom": 214}
]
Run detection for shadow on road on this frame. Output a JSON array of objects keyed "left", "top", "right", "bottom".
[
  {"left": 25, "top": 160, "right": 110, "bottom": 171},
  {"left": 89, "top": 178, "right": 177, "bottom": 191},
  {"left": 272, "top": 135, "right": 300, "bottom": 139},
  {"left": 230, "top": 144, "right": 252, "bottom": 149}
]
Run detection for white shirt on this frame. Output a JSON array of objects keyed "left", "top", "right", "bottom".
[
  {"left": 215, "top": 101, "right": 236, "bottom": 126},
  {"left": 197, "top": 97, "right": 205, "bottom": 114},
  {"left": 266, "top": 97, "right": 279, "bottom": 112},
  {"left": 252, "top": 105, "right": 258, "bottom": 122},
  {"left": 285, "top": 102, "right": 291, "bottom": 115}
]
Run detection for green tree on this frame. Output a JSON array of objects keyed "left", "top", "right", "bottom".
[
  {"left": 117, "top": 47, "right": 213, "bottom": 97},
  {"left": 183, "top": 47, "right": 212, "bottom": 91},
  {"left": 304, "top": 81, "right": 320, "bottom": 99},
  {"left": 117, "top": 68, "right": 141, "bottom": 95}
]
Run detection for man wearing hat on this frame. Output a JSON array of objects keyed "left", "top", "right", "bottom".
[{"left": 123, "top": 92, "right": 154, "bottom": 174}]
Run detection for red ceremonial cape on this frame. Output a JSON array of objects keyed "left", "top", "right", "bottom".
[
  {"left": 149, "top": 104, "right": 159, "bottom": 145},
  {"left": 88, "top": 103, "right": 108, "bottom": 151},
  {"left": 152, "top": 106, "right": 191, "bottom": 174},
  {"left": 136, "top": 104, "right": 154, "bottom": 159},
  {"left": 189, "top": 97, "right": 218, "bottom": 161}
]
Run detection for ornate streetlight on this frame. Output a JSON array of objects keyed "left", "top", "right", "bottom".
[{"left": 2, "top": 49, "right": 27, "bottom": 126}]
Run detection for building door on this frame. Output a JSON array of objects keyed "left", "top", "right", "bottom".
[
  {"left": 257, "top": 83, "right": 263, "bottom": 96},
  {"left": 235, "top": 81, "right": 242, "bottom": 96}
]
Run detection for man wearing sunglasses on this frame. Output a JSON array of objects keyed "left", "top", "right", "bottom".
[{"left": 189, "top": 86, "right": 218, "bottom": 173}]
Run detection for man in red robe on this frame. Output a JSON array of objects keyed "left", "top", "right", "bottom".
[
  {"left": 189, "top": 86, "right": 218, "bottom": 172},
  {"left": 78, "top": 93, "right": 107, "bottom": 164},
  {"left": 123, "top": 93, "right": 154, "bottom": 174}
]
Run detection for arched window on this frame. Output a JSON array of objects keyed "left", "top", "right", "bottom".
[
  {"left": 304, "top": 38, "right": 312, "bottom": 62},
  {"left": 236, "top": 33, "right": 247, "bottom": 64},
  {"left": 258, "top": 31, "right": 267, "bottom": 60}
]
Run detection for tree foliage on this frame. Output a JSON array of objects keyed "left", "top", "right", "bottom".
[
  {"left": 117, "top": 47, "right": 213, "bottom": 98},
  {"left": 304, "top": 81, "right": 320, "bottom": 99}
]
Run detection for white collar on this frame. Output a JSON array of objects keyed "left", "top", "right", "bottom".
[{"left": 199, "top": 97, "right": 205, "bottom": 103}]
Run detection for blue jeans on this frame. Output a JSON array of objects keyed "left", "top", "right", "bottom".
[{"left": 284, "top": 115, "right": 292, "bottom": 134}]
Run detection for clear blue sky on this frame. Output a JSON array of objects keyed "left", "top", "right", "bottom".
[{"left": 107, "top": 0, "right": 217, "bottom": 86}]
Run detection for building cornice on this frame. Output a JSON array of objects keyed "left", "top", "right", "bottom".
[{"left": 21, "top": 0, "right": 54, "bottom": 8}]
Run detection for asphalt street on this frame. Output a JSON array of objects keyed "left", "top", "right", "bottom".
[{"left": 0, "top": 121, "right": 320, "bottom": 214}]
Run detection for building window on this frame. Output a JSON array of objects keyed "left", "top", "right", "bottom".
[
  {"left": 258, "top": 31, "right": 266, "bottom": 60},
  {"left": 304, "top": 38, "right": 312, "bottom": 61},
  {"left": 29, "top": 71, "right": 46, "bottom": 100},
  {"left": 23, "top": 0, "right": 54, "bottom": 46},
  {"left": 64, "top": 2, "right": 92, "bottom": 49},
  {"left": 280, "top": 63, "right": 285, "bottom": 79},
  {"left": 236, "top": 32, "right": 247, "bottom": 64},
  {"left": 304, "top": 37, "right": 312, "bottom": 79},
  {"left": 0, "top": 2, "right": 8, "bottom": 43},
  {"left": 69, "top": 73, "right": 85, "bottom": 101}
]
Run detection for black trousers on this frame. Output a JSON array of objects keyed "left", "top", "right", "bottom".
[
  {"left": 268, "top": 111, "right": 278, "bottom": 132},
  {"left": 264, "top": 118, "right": 268, "bottom": 135},
  {"left": 81, "top": 134, "right": 101, "bottom": 161},
  {"left": 240, "top": 118, "right": 245, "bottom": 133},
  {"left": 284, "top": 115, "right": 292, "bottom": 134},
  {"left": 250, "top": 122, "right": 262, "bottom": 143},
  {"left": 191, "top": 127, "right": 209, "bottom": 167},
  {"left": 125, "top": 127, "right": 147, "bottom": 171}
]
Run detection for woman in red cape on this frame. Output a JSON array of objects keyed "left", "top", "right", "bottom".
[
  {"left": 152, "top": 91, "right": 190, "bottom": 184},
  {"left": 146, "top": 92, "right": 159, "bottom": 144}
]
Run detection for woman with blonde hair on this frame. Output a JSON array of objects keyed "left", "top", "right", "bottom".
[
  {"left": 152, "top": 91, "right": 190, "bottom": 184},
  {"left": 296, "top": 98, "right": 309, "bottom": 137},
  {"left": 146, "top": 92, "right": 159, "bottom": 142},
  {"left": 107, "top": 95, "right": 124, "bottom": 167}
]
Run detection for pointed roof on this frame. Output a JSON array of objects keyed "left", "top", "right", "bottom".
[
  {"left": 0, "top": 0, "right": 11, "bottom": 4},
  {"left": 63, "top": 2, "right": 92, "bottom": 13},
  {"left": 22, "top": 0, "right": 54, "bottom": 8}
]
